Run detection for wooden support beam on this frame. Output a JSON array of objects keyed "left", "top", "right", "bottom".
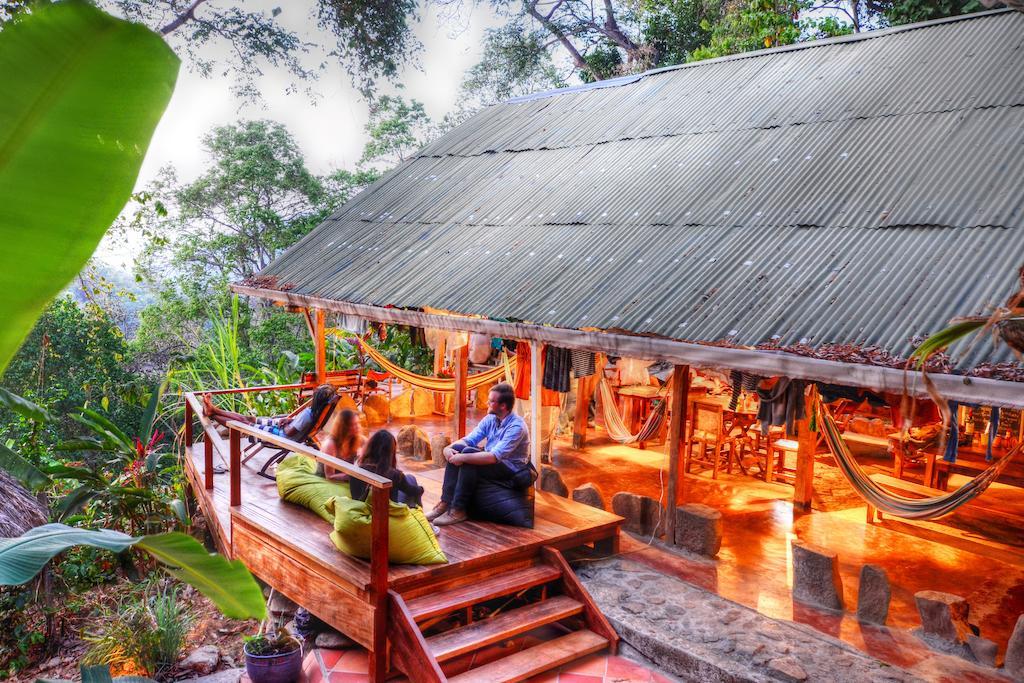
[
  {"left": 793, "top": 385, "right": 816, "bottom": 512},
  {"left": 665, "top": 365, "right": 690, "bottom": 545},
  {"left": 530, "top": 340, "right": 542, "bottom": 481},
  {"left": 454, "top": 343, "right": 469, "bottom": 438},
  {"left": 314, "top": 309, "right": 327, "bottom": 385},
  {"left": 229, "top": 428, "right": 241, "bottom": 507},
  {"left": 572, "top": 374, "right": 595, "bottom": 449},
  {"left": 369, "top": 476, "right": 391, "bottom": 682}
]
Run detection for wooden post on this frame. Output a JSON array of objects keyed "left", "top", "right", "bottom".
[
  {"left": 184, "top": 398, "right": 193, "bottom": 448},
  {"left": 572, "top": 374, "right": 595, "bottom": 449},
  {"left": 314, "top": 309, "right": 326, "bottom": 385},
  {"left": 665, "top": 365, "right": 690, "bottom": 545},
  {"left": 204, "top": 435, "right": 214, "bottom": 490},
  {"left": 454, "top": 342, "right": 469, "bottom": 438},
  {"left": 530, "top": 340, "right": 542, "bottom": 481},
  {"left": 793, "top": 385, "right": 816, "bottom": 512},
  {"left": 229, "top": 428, "right": 241, "bottom": 507},
  {"left": 369, "top": 482, "right": 390, "bottom": 682}
]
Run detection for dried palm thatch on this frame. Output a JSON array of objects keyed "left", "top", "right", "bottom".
[{"left": 0, "top": 469, "right": 47, "bottom": 538}]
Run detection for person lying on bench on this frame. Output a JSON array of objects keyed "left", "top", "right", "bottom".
[
  {"left": 427, "top": 382, "right": 530, "bottom": 526},
  {"left": 203, "top": 384, "right": 337, "bottom": 440}
]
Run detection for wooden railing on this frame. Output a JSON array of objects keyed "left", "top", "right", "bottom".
[{"left": 181, "top": 385, "right": 393, "bottom": 679}]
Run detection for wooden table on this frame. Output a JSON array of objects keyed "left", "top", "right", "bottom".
[{"left": 891, "top": 437, "right": 1024, "bottom": 489}]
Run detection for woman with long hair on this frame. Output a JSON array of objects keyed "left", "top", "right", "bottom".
[
  {"left": 319, "top": 408, "right": 365, "bottom": 480},
  {"left": 350, "top": 430, "right": 424, "bottom": 508},
  {"left": 203, "top": 384, "right": 338, "bottom": 440}
]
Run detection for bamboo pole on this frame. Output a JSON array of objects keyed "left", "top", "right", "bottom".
[
  {"left": 454, "top": 343, "right": 469, "bottom": 438},
  {"left": 665, "top": 365, "right": 690, "bottom": 544}
]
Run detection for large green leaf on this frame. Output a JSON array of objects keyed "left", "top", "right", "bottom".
[
  {"left": 136, "top": 532, "right": 267, "bottom": 621},
  {"left": 0, "top": 388, "right": 51, "bottom": 423},
  {"left": 0, "top": 2, "right": 179, "bottom": 374},
  {"left": 0, "top": 523, "right": 136, "bottom": 585},
  {"left": 0, "top": 525, "right": 266, "bottom": 620},
  {"left": 0, "top": 441, "right": 52, "bottom": 490}
]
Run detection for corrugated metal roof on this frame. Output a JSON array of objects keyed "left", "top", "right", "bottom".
[{"left": 260, "top": 9, "right": 1024, "bottom": 371}]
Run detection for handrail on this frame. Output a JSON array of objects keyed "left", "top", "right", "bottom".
[
  {"left": 183, "top": 392, "right": 231, "bottom": 489},
  {"left": 193, "top": 382, "right": 312, "bottom": 396}
]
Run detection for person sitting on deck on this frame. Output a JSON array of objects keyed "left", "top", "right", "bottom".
[
  {"left": 202, "top": 384, "right": 338, "bottom": 441},
  {"left": 427, "top": 382, "right": 530, "bottom": 527},
  {"left": 318, "top": 408, "right": 366, "bottom": 481},
  {"left": 349, "top": 430, "right": 424, "bottom": 507}
]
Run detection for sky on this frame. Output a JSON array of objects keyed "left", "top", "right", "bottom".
[{"left": 136, "top": 1, "right": 503, "bottom": 186}]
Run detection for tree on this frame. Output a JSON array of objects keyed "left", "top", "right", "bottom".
[
  {"left": 360, "top": 95, "right": 432, "bottom": 167},
  {"left": 2, "top": 0, "right": 424, "bottom": 99},
  {"left": 460, "top": 22, "right": 567, "bottom": 106}
]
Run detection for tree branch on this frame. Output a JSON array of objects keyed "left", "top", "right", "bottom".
[{"left": 160, "top": 0, "right": 208, "bottom": 35}]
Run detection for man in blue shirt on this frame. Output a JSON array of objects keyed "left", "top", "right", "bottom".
[{"left": 428, "top": 382, "right": 531, "bottom": 526}]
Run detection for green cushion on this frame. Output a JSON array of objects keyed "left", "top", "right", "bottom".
[
  {"left": 327, "top": 495, "right": 448, "bottom": 566},
  {"left": 276, "top": 455, "right": 351, "bottom": 523}
]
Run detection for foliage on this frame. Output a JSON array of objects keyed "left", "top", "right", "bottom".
[
  {"left": 83, "top": 581, "right": 191, "bottom": 678},
  {"left": 0, "top": 1, "right": 178, "bottom": 378},
  {"left": 0, "top": 523, "right": 266, "bottom": 620},
  {"left": 243, "top": 628, "right": 301, "bottom": 656},
  {"left": 868, "top": 0, "right": 986, "bottom": 26},
  {"left": 639, "top": 0, "right": 721, "bottom": 68},
  {"left": 360, "top": 95, "right": 432, "bottom": 167},
  {"left": 460, "top": 22, "right": 567, "bottom": 106}
]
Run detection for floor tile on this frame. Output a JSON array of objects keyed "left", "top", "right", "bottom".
[
  {"left": 557, "top": 674, "right": 604, "bottom": 683},
  {"left": 318, "top": 648, "right": 344, "bottom": 671},
  {"left": 334, "top": 650, "right": 370, "bottom": 674},
  {"left": 605, "top": 655, "right": 654, "bottom": 682},
  {"left": 328, "top": 673, "right": 370, "bottom": 683},
  {"left": 560, "top": 653, "right": 608, "bottom": 677}
]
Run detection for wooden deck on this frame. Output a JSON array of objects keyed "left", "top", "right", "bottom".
[{"left": 182, "top": 418, "right": 623, "bottom": 682}]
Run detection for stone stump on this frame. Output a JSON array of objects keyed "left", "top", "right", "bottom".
[
  {"left": 430, "top": 433, "right": 450, "bottom": 467},
  {"left": 673, "top": 503, "right": 722, "bottom": 558},
  {"left": 967, "top": 635, "right": 997, "bottom": 667},
  {"left": 362, "top": 394, "right": 389, "bottom": 425},
  {"left": 856, "top": 564, "right": 890, "bottom": 625},
  {"left": 791, "top": 540, "right": 844, "bottom": 611},
  {"left": 914, "top": 591, "right": 972, "bottom": 645},
  {"left": 540, "top": 466, "right": 569, "bottom": 497},
  {"left": 1003, "top": 614, "right": 1024, "bottom": 676},
  {"left": 572, "top": 483, "right": 605, "bottom": 510},
  {"left": 612, "top": 492, "right": 663, "bottom": 537},
  {"left": 397, "top": 425, "right": 431, "bottom": 460}
]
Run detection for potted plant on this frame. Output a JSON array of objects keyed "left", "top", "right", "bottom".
[{"left": 243, "top": 627, "right": 303, "bottom": 683}]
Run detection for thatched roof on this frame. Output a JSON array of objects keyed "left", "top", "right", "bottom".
[{"left": 0, "top": 470, "right": 47, "bottom": 537}]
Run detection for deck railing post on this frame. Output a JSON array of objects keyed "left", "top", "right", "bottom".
[
  {"left": 369, "top": 485, "right": 391, "bottom": 682},
  {"left": 229, "top": 427, "right": 241, "bottom": 507},
  {"left": 184, "top": 398, "right": 193, "bottom": 448},
  {"left": 204, "top": 433, "right": 214, "bottom": 490}
]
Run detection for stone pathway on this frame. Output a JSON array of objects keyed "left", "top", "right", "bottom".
[{"left": 575, "top": 556, "right": 1012, "bottom": 683}]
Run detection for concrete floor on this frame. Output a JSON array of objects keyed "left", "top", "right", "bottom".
[{"left": 379, "top": 405, "right": 1024, "bottom": 669}]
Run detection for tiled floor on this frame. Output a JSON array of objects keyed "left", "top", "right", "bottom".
[{"left": 295, "top": 647, "right": 675, "bottom": 682}]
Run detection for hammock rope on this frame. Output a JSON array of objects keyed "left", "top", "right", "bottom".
[
  {"left": 596, "top": 377, "right": 668, "bottom": 444},
  {"left": 354, "top": 337, "right": 516, "bottom": 393},
  {"left": 817, "top": 399, "right": 1021, "bottom": 519}
]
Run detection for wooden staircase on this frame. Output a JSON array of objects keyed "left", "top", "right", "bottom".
[{"left": 388, "top": 546, "right": 618, "bottom": 682}]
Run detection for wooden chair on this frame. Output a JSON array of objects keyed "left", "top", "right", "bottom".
[
  {"left": 684, "top": 401, "right": 749, "bottom": 479},
  {"left": 242, "top": 400, "right": 338, "bottom": 479}
]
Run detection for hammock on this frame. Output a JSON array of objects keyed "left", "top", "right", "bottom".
[
  {"left": 354, "top": 337, "right": 516, "bottom": 393},
  {"left": 596, "top": 377, "right": 668, "bottom": 444},
  {"left": 817, "top": 400, "right": 1021, "bottom": 520}
]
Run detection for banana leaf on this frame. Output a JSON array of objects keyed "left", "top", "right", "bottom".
[
  {"left": 0, "top": 442, "right": 51, "bottom": 490},
  {"left": 0, "top": 2, "right": 179, "bottom": 374},
  {"left": 0, "top": 388, "right": 51, "bottom": 423}
]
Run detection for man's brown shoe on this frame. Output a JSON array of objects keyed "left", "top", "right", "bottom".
[
  {"left": 425, "top": 502, "right": 449, "bottom": 522},
  {"left": 433, "top": 508, "right": 467, "bottom": 526}
]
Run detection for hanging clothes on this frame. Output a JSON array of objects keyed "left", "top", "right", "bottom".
[
  {"left": 988, "top": 407, "right": 1001, "bottom": 462},
  {"left": 542, "top": 346, "right": 572, "bottom": 392},
  {"left": 513, "top": 342, "right": 562, "bottom": 406},
  {"left": 943, "top": 401, "right": 961, "bottom": 463},
  {"left": 618, "top": 358, "right": 653, "bottom": 385},
  {"left": 570, "top": 349, "right": 596, "bottom": 378},
  {"left": 729, "top": 370, "right": 764, "bottom": 411},
  {"left": 756, "top": 377, "right": 806, "bottom": 437}
]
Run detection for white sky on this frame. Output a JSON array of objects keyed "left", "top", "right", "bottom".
[{"left": 136, "top": 1, "right": 502, "bottom": 186}]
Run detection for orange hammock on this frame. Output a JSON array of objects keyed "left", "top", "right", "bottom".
[{"left": 352, "top": 337, "right": 516, "bottom": 393}]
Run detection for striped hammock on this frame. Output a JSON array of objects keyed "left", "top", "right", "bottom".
[
  {"left": 817, "top": 400, "right": 1021, "bottom": 519},
  {"left": 596, "top": 377, "right": 668, "bottom": 444},
  {"left": 355, "top": 337, "right": 516, "bottom": 393}
]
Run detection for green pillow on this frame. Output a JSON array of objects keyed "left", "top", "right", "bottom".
[
  {"left": 327, "top": 495, "right": 448, "bottom": 565},
  {"left": 276, "top": 455, "right": 351, "bottom": 523}
]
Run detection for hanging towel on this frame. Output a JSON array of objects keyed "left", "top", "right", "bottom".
[
  {"left": 570, "top": 349, "right": 596, "bottom": 378},
  {"left": 543, "top": 346, "right": 572, "bottom": 392},
  {"left": 513, "top": 342, "right": 562, "bottom": 406},
  {"left": 756, "top": 377, "right": 806, "bottom": 437}
]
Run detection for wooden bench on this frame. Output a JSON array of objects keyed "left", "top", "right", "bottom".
[{"left": 865, "top": 473, "right": 1024, "bottom": 532}]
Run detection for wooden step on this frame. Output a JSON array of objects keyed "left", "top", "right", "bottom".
[
  {"left": 405, "top": 563, "right": 562, "bottom": 622},
  {"left": 448, "top": 629, "right": 608, "bottom": 683},
  {"left": 427, "top": 595, "right": 583, "bottom": 662}
]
